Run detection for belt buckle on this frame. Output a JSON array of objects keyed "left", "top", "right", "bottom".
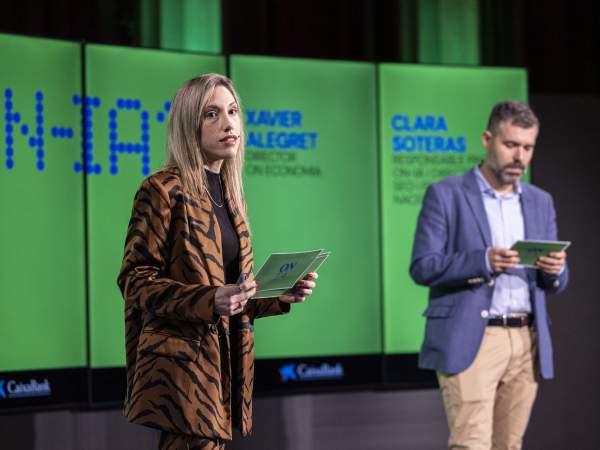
[{"left": 502, "top": 314, "right": 508, "bottom": 327}]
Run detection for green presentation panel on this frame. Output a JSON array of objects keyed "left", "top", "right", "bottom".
[
  {"left": 0, "top": 34, "right": 86, "bottom": 371},
  {"left": 231, "top": 55, "right": 381, "bottom": 358},
  {"left": 380, "top": 64, "right": 528, "bottom": 354},
  {"left": 85, "top": 44, "right": 225, "bottom": 368}
]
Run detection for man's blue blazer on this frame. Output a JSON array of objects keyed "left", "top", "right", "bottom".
[{"left": 410, "top": 168, "right": 569, "bottom": 379}]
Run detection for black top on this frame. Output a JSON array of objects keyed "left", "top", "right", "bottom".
[
  {"left": 205, "top": 169, "right": 242, "bottom": 429},
  {"left": 205, "top": 169, "right": 240, "bottom": 284}
]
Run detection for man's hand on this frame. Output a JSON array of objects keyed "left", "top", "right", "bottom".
[
  {"left": 214, "top": 280, "right": 257, "bottom": 316},
  {"left": 537, "top": 251, "right": 566, "bottom": 275},
  {"left": 488, "top": 247, "right": 520, "bottom": 273}
]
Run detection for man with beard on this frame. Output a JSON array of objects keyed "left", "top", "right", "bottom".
[{"left": 410, "top": 101, "right": 569, "bottom": 450}]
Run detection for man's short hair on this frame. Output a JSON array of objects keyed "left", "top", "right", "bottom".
[{"left": 487, "top": 100, "right": 539, "bottom": 134}]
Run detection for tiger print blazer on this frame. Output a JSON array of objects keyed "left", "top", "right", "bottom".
[{"left": 117, "top": 168, "right": 289, "bottom": 440}]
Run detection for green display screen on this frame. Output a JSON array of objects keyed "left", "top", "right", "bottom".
[
  {"left": 85, "top": 44, "right": 225, "bottom": 367},
  {"left": 0, "top": 33, "right": 532, "bottom": 394},
  {"left": 230, "top": 55, "right": 381, "bottom": 358},
  {"left": 0, "top": 34, "right": 86, "bottom": 371},
  {"left": 379, "top": 64, "right": 528, "bottom": 353}
]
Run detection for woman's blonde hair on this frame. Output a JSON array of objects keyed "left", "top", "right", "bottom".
[{"left": 164, "top": 73, "right": 247, "bottom": 223}]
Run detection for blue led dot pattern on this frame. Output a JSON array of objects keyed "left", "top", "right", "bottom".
[
  {"left": 4, "top": 89, "right": 15, "bottom": 169},
  {"left": 108, "top": 101, "right": 151, "bottom": 176},
  {"left": 35, "top": 92, "right": 44, "bottom": 171},
  {"left": 73, "top": 96, "right": 100, "bottom": 174},
  {"left": 52, "top": 126, "right": 74, "bottom": 139},
  {"left": 2, "top": 89, "right": 48, "bottom": 171},
  {"left": 3, "top": 89, "right": 171, "bottom": 175},
  {"left": 156, "top": 101, "right": 171, "bottom": 123}
]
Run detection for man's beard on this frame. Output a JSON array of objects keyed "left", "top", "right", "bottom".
[{"left": 490, "top": 161, "right": 526, "bottom": 186}]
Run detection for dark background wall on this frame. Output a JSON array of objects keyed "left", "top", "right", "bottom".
[
  {"left": 1, "top": 1, "right": 599, "bottom": 449},
  {"left": 2, "top": 0, "right": 599, "bottom": 95},
  {"left": 525, "top": 95, "right": 600, "bottom": 450}
]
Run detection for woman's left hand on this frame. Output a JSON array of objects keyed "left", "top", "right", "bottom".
[{"left": 279, "top": 272, "right": 318, "bottom": 304}]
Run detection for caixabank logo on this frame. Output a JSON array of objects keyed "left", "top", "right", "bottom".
[
  {"left": 0, "top": 378, "right": 52, "bottom": 400},
  {"left": 278, "top": 362, "right": 345, "bottom": 383}
]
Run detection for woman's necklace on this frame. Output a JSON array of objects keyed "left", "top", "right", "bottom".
[{"left": 205, "top": 174, "right": 224, "bottom": 208}]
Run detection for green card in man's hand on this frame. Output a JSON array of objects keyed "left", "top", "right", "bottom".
[{"left": 510, "top": 240, "right": 571, "bottom": 268}]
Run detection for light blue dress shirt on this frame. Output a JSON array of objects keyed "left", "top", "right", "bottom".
[{"left": 474, "top": 165, "right": 531, "bottom": 315}]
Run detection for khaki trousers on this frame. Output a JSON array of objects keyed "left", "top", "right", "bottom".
[
  {"left": 157, "top": 431, "right": 226, "bottom": 450},
  {"left": 437, "top": 326, "right": 539, "bottom": 450}
]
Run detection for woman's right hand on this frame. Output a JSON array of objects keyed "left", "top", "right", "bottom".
[{"left": 214, "top": 280, "right": 257, "bottom": 316}]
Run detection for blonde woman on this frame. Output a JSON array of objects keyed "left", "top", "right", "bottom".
[{"left": 118, "top": 74, "right": 317, "bottom": 450}]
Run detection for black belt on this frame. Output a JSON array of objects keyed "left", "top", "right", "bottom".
[{"left": 487, "top": 314, "right": 533, "bottom": 327}]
